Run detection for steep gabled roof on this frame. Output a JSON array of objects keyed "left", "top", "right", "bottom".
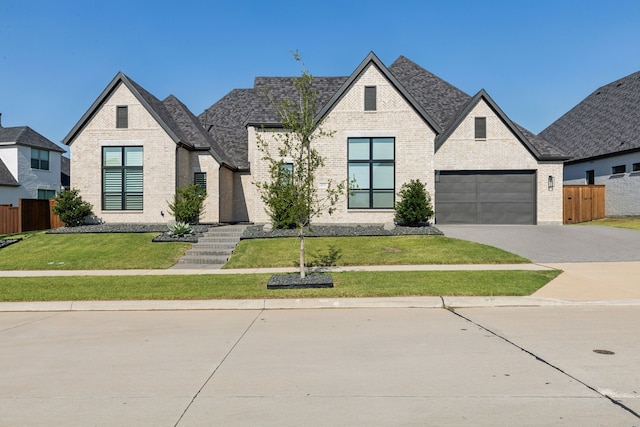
[
  {"left": 200, "top": 88, "right": 258, "bottom": 170},
  {"left": 317, "top": 52, "right": 441, "bottom": 132},
  {"left": 162, "top": 95, "right": 231, "bottom": 166},
  {"left": 436, "top": 89, "right": 569, "bottom": 160},
  {"left": 539, "top": 70, "right": 640, "bottom": 162},
  {"left": 62, "top": 73, "right": 233, "bottom": 168},
  {"left": 0, "top": 126, "right": 64, "bottom": 152},
  {"left": 0, "top": 158, "right": 18, "bottom": 186},
  {"left": 389, "top": 56, "right": 469, "bottom": 131}
]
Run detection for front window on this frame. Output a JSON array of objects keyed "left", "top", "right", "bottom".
[
  {"left": 37, "top": 189, "right": 56, "bottom": 199},
  {"left": 102, "top": 146, "right": 143, "bottom": 210},
  {"left": 348, "top": 137, "right": 395, "bottom": 209},
  {"left": 194, "top": 172, "right": 207, "bottom": 193},
  {"left": 31, "top": 148, "right": 50, "bottom": 170}
]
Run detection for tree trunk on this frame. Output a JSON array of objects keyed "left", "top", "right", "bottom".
[{"left": 299, "top": 232, "right": 306, "bottom": 279}]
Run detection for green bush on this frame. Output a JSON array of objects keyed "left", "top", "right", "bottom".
[
  {"left": 168, "top": 184, "right": 207, "bottom": 224},
  {"left": 259, "top": 165, "right": 304, "bottom": 229},
  {"left": 394, "top": 179, "right": 433, "bottom": 226},
  {"left": 51, "top": 189, "right": 93, "bottom": 227}
]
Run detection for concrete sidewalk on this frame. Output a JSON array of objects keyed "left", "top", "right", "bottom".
[{"left": 1, "top": 262, "right": 640, "bottom": 310}]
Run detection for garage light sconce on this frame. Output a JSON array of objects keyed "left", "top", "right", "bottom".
[{"left": 548, "top": 175, "right": 555, "bottom": 191}]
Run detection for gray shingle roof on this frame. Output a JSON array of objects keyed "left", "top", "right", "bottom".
[
  {"left": 0, "top": 157, "right": 18, "bottom": 186},
  {"left": 389, "top": 55, "right": 471, "bottom": 131},
  {"left": 201, "top": 53, "right": 566, "bottom": 164},
  {"left": 539, "top": 70, "right": 640, "bottom": 162},
  {"left": 0, "top": 126, "right": 64, "bottom": 152}
]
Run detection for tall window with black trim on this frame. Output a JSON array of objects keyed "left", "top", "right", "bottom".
[
  {"left": 102, "top": 146, "right": 143, "bottom": 210},
  {"left": 348, "top": 137, "right": 395, "bottom": 209},
  {"left": 194, "top": 172, "right": 207, "bottom": 193},
  {"left": 364, "top": 86, "right": 377, "bottom": 111},
  {"left": 116, "top": 106, "right": 128, "bottom": 128},
  {"left": 475, "top": 117, "right": 486, "bottom": 139}
]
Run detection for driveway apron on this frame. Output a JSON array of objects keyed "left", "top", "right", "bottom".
[{"left": 436, "top": 225, "right": 640, "bottom": 263}]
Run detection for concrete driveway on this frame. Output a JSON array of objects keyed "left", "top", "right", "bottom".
[
  {"left": 436, "top": 225, "right": 640, "bottom": 263},
  {"left": 2, "top": 308, "right": 639, "bottom": 426}
]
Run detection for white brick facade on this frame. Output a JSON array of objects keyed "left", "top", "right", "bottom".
[
  {"left": 434, "top": 101, "right": 564, "bottom": 224},
  {"left": 69, "top": 83, "right": 222, "bottom": 223}
]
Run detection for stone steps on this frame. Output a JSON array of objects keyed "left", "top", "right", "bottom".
[{"left": 171, "top": 224, "right": 247, "bottom": 269}]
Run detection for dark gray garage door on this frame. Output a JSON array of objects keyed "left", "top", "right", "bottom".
[{"left": 435, "top": 171, "right": 536, "bottom": 224}]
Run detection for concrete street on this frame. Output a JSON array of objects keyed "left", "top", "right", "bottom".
[{"left": 1, "top": 307, "right": 639, "bottom": 426}]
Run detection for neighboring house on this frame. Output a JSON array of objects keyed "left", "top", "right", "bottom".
[
  {"left": 65, "top": 52, "right": 567, "bottom": 225},
  {"left": 540, "top": 70, "right": 640, "bottom": 216},
  {"left": 0, "top": 116, "right": 64, "bottom": 205}
]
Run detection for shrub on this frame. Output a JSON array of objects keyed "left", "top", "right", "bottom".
[
  {"left": 168, "top": 184, "right": 207, "bottom": 224},
  {"left": 51, "top": 189, "right": 94, "bottom": 227},
  {"left": 168, "top": 221, "right": 193, "bottom": 237},
  {"left": 394, "top": 179, "right": 433, "bottom": 226},
  {"left": 259, "top": 165, "right": 301, "bottom": 229}
]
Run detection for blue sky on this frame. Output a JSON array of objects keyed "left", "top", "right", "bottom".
[{"left": 1, "top": 0, "right": 639, "bottom": 152}]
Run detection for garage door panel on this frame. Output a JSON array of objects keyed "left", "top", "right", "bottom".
[
  {"left": 435, "top": 171, "right": 536, "bottom": 224},
  {"left": 436, "top": 202, "right": 477, "bottom": 224}
]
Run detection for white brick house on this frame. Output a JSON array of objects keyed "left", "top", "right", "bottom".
[{"left": 64, "top": 52, "right": 567, "bottom": 225}]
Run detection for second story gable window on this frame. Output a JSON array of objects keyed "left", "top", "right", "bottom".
[
  {"left": 31, "top": 148, "right": 50, "bottom": 170},
  {"left": 364, "top": 86, "right": 377, "bottom": 111},
  {"left": 475, "top": 117, "right": 486, "bottom": 139},
  {"left": 116, "top": 106, "right": 128, "bottom": 128}
]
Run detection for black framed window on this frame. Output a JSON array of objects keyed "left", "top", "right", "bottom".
[
  {"left": 633, "top": 163, "right": 640, "bottom": 172},
  {"left": 194, "top": 172, "right": 207, "bottom": 192},
  {"left": 31, "top": 148, "right": 50, "bottom": 170},
  {"left": 612, "top": 165, "right": 626, "bottom": 175},
  {"left": 586, "top": 170, "right": 595, "bottom": 185},
  {"left": 364, "top": 86, "right": 377, "bottom": 111},
  {"left": 116, "top": 106, "right": 128, "bottom": 128},
  {"left": 475, "top": 117, "right": 486, "bottom": 139},
  {"left": 102, "top": 146, "right": 143, "bottom": 210},
  {"left": 348, "top": 137, "right": 394, "bottom": 209},
  {"left": 37, "top": 189, "right": 56, "bottom": 199}
]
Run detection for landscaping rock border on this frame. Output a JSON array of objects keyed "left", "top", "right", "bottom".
[
  {"left": 47, "top": 223, "right": 216, "bottom": 243},
  {"left": 0, "top": 239, "right": 20, "bottom": 250},
  {"left": 242, "top": 224, "right": 443, "bottom": 239},
  {"left": 267, "top": 273, "right": 334, "bottom": 289}
]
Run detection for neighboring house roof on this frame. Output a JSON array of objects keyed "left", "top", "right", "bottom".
[
  {"left": 0, "top": 125, "right": 65, "bottom": 153},
  {"left": 201, "top": 52, "right": 566, "bottom": 165},
  {"left": 0, "top": 158, "right": 19, "bottom": 186},
  {"left": 540, "top": 70, "right": 640, "bottom": 163},
  {"left": 63, "top": 72, "right": 234, "bottom": 168}
]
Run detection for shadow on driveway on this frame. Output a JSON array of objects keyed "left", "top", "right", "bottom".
[{"left": 436, "top": 225, "right": 640, "bottom": 263}]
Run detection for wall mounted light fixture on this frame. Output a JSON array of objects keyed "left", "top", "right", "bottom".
[{"left": 548, "top": 175, "right": 555, "bottom": 191}]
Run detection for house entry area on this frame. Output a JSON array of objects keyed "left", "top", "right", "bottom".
[{"left": 435, "top": 170, "right": 536, "bottom": 224}]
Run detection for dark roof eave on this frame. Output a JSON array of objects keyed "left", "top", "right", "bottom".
[{"left": 564, "top": 146, "right": 640, "bottom": 165}]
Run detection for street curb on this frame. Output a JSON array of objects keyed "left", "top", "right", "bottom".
[{"left": 1, "top": 297, "right": 640, "bottom": 312}]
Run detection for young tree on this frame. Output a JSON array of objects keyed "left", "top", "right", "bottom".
[
  {"left": 255, "top": 51, "right": 346, "bottom": 279},
  {"left": 394, "top": 179, "right": 434, "bottom": 226}
]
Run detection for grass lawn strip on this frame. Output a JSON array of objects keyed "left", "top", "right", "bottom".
[
  {"left": 224, "top": 235, "right": 528, "bottom": 268},
  {"left": 0, "top": 270, "right": 561, "bottom": 301},
  {"left": 578, "top": 217, "right": 640, "bottom": 230},
  {"left": 0, "top": 232, "right": 190, "bottom": 270}
]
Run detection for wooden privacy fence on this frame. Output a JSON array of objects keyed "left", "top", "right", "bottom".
[
  {"left": 0, "top": 199, "right": 64, "bottom": 235},
  {"left": 563, "top": 185, "right": 605, "bottom": 224}
]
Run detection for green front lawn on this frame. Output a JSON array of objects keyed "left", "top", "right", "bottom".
[
  {"left": 0, "top": 270, "right": 560, "bottom": 301},
  {"left": 579, "top": 217, "right": 640, "bottom": 230},
  {"left": 0, "top": 232, "right": 191, "bottom": 270},
  {"left": 224, "top": 235, "right": 529, "bottom": 268}
]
